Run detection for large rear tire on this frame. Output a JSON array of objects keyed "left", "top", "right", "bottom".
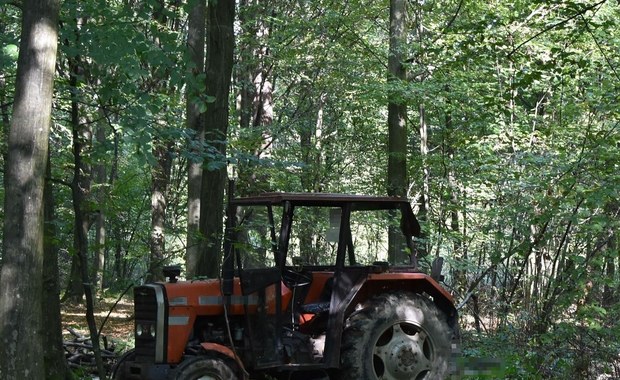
[
  {"left": 340, "top": 292, "right": 452, "bottom": 380},
  {"left": 173, "top": 355, "right": 240, "bottom": 380}
]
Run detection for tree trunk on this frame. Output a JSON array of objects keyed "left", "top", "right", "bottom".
[
  {"left": 71, "top": 145, "right": 106, "bottom": 378},
  {"left": 236, "top": 0, "right": 274, "bottom": 196},
  {"left": 42, "top": 152, "right": 72, "bottom": 379},
  {"left": 64, "top": 46, "right": 92, "bottom": 303},
  {"left": 61, "top": 18, "right": 106, "bottom": 375},
  {"left": 93, "top": 120, "right": 107, "bottom": 291},
  {"left": 147, "top": 0, "right": 180, "bottom": 282},
  {"left": 0, "top": 0, "right": 60, "bottom": 377},
  {"left": 445, "top": 98, "right": 465, "bottom": 290},
  {"left": 69, "top": 65, "right": 106, "bottom": 378},
  {"left": 186, "top": 0, "right": 206, "bottom": 279},
  {"left": 149, "top": 140, "right": 172, "bottom": 282},
  {"left": 417, "top": 104, "right": 430, "bottom": 257},
  {"left": 0, "top": 73, "right": 9, "bottom": 166},
  {"left": 603, "top": 205, "right": 617, "bottom": 307},
  {"left": 197, "top": 0, "right": 235, "bottom": 278},
  {"left": 387, "top": 0, "right": 408, "bottom": 263},
  {"left": 110, "top": 130, "right": 125, "bottom": 286},
  {"left": 64, "top": 254, "right": 84, "bottom": 302}
]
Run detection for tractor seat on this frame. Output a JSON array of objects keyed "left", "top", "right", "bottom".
[
  {"left": 298, "top": 277, "right": 333, "bottom": 315},
  {"left": 299, "top": 302, "right": 330, "bottom": 314}
]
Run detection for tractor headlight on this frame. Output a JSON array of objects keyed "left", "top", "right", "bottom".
[{"left": 136, "top": 323, "right": 156, "bottom": 339}]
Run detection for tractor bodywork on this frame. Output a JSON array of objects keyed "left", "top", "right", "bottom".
[{"left": 115, "top": 193, "right": 457, "bottom": 380}]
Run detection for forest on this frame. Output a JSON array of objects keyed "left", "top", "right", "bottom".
[{"left": 0, "top": 0, "right": 619, "bottom": 379}]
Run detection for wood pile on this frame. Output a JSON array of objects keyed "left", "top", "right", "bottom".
[{"left": 64, "top": 327, "right": 118, "bottom": 373}]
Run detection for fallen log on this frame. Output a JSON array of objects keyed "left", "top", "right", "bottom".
[{"left": 63, "top": 328, "right": 118, "bottom": 374}]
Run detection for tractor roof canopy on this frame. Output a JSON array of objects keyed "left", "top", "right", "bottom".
[{"left": 230, "top": 192, "right": 421, "bottom": 237}]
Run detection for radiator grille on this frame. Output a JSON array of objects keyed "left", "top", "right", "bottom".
[{"left": 134, "top": 286, "right": 158, "bottom": 362}]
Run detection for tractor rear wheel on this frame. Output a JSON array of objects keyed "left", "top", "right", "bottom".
[
  {"left": 340, "top": 292, "right": 452, "bottom": 380},
  {"left": 173, "top": 355, "right": 240, "bottom": 380}
]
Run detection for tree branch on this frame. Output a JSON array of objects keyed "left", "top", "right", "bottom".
[
  {"left": 580, "top": 14, "right": 620, "bottom": 83},
  {"left": 507, "top": 0, "right": 608, "bottom": 58}
]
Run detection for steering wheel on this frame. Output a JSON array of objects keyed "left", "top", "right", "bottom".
[{"left": 282, "top": 268, "right": 312, "bottom": 289}]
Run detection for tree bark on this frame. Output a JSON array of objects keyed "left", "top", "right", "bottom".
[
  {"left": 0, "top": 75, "right": 9, "bottom": 167},
  {"left": 0, "top": 0, "right": 60, "bottom": 377},
  {"left": 149, "top": 139, "right": 172, "bottom": 282},
  {"left": 42, "top": 152, "right": 72, "bottom": 380},
  {"left": 147, "top": 0, "right": 180, "bottom": 282},
  {"left": 197, "top": 0, "right": 235, "bottom": 278},
  {"left": 387, "top": 0, "right": 408, "bottom": 263},
  {"left": 417, "top": 104, "right": 429, "bottom": 257},
  {"left": 63, "top": 43, "right": 92, "bottom": 303},
  {"left": 236, "top": 0, "right": 274, "bottom": 196},
  {"left": 186, "top": 0, "right": 206, "bottom": 279},
  {"left": 69, "top": 62, "right": 106, "bottom": 378},
  {"left": 93, "top": 121, "right": 107, "bottom": 291}
]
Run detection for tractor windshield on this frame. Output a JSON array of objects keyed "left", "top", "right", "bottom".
[
  {"left": 287, "top": 206, "right": 412, "bottom": 266},
  {"left": 231, "top": 199, "right": 417, "bottom": 269}
]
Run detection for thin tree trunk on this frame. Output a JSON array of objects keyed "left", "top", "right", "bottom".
[
  {"left": 186, "top": 0, "right": 206, "bottom": 279},
  {"left": 149, "top": 140, "right": 172, "bottom": 281},
  {"left": 64, "top": 17, "right": 105, "bottom": 375},
  {"left": 42, "top": 152, "right": 71, "bottom": 379},
  {"left": 236, "top": 0, "right": 274, "bottom": 196},
  {"left": 387, "top": 0, "right": 408, "bottom": 264},
  {"left": 147, "top": 0, "right": 180, "bottom": 282},
  {"left": 0, "top": 74, "right": 9, "bottom": 166},
  {"left": 71, "top": 153, "right": 106, "bottom": 378},
  {"left": 445, "top": 97, "right": 464, "bottom": 290},
  {"left": 418, "top": 104, "right": 430, "bottom": 257},
  {"left": 63, "top": 19, "right": 91, "bottom": 303},
  {"left": 197, "top": 0, "right": 235, "bottom": 278},
  {"left": 93, "top": 121, "right": 107, "bottom": 291},
  {"left": 603, "top": 203, "right": 617, "bottom": 307},
  {"left": 110, "top": 131, "right": 124, "bottom": 285},
  {"left": 0, "top": 0, "right": 60, "bottom": 377},
  {"left": 64, "top": 255, "right": 84, "bottom": 302},
  {"left": 70, "top": 92, "right": 106, "bottom": 379}
]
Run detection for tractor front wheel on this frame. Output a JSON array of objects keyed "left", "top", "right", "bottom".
[
  {"left": 173, "top": 355, "right": 240, "bottom": 380},
  {"left": 340, "top": 292, "right": 452, "bottom": 380},
  {"left": 110, "top": 349, "right": 135, "bottom": 380}
]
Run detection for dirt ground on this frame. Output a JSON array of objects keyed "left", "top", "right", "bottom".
[{"left": 61, "top": 296, "right": 135, "bottom": 351}]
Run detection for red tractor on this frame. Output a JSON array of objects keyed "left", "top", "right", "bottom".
[{"left": 113, "top": 193, "right": 457, "bottom": 380}]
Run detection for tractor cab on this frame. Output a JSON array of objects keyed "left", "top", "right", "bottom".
[{"left": 222, "top": 193, "right": 454, "bottom": 378}]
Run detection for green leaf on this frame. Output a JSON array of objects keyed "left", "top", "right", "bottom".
[{"left": 2, "top": 44, "right": 18, "bottom": 60}]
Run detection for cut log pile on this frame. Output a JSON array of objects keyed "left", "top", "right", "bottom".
[{"left": 64, "top": 327, "right": 118, "bottom": 373}]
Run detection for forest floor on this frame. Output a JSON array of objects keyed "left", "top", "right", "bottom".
[{"left": 61, "top": 296, "right": 135, "bottom": 353}]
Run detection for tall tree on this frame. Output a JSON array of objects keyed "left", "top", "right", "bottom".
[
  {"left": 93, "top": 120, "right": 107, "bottom": 291},
  {"left": 147, "top": 0, "right": 183, "bottom": 282},
  {"left": 42, "top": 153, "right": 71, "bottom": 380},
  {"left": 185, "top": 0, "right": 206, "bottom": 279},
  {"left": 63, "top": 22, "right": 92, "bottom": 302},
  {"left": 0, "top": 0, "right": 60, "bottom": 377},
  {"left": 69, "top": 50, "right": 106, "bottom": 377},
  {"left": 236, "top": 0, "right": 274, "bottom": 196},
  {"left": 149, "top": 134, "right": 172, "bottom": 282},
  {"left": 196, "top": 0, "right": 235, "bottom": 278},
  {"left": 387, "top": 0, "right": 408, "bottom": 263}
]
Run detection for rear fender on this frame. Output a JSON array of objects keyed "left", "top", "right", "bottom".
[{"left": 353, "top": 273, "right": 457, "bottom": 324}]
